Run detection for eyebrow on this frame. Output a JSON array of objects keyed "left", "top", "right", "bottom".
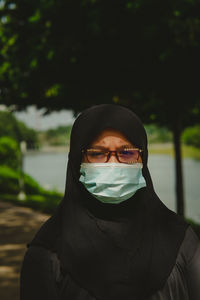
[{"left": 89, "top": 144, "right": 135, "bottom": 150}]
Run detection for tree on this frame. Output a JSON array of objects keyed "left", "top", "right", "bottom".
[{"left": 0, "top": 111, "right": 38, "bottom": 149}]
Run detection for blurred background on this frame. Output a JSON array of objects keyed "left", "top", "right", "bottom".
[{"left": 0, "top": 0, "right": 200, "bottom": 299}]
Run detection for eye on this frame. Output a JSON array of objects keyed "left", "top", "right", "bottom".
[
  {"left": 118, "top": 149, "right": 139, "bottom": 163},
  {"left": 119, "top": 150, "right": 136, "bottom": 155},
  {"left": 86, "top": 150, "right": 106, "bottom": 157},
  {"left": 85, "top": 149, "right": 107, "bottom": 162},
  {"left": 89, "top": 151, "right": 104, "bottom": 157}
]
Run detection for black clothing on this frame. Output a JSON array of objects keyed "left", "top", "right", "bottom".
[
  {"left": 151, "top": 226, "right": 200, "bottom": 300},
  {"left": 20, "top": 226, "right": 200, "bottom": 300},
  {"left": 20, "top": 104, "right": 199, "bottom": 300}
]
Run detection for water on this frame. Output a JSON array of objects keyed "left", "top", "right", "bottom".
[
  {"left": 24, "top": 152, "right": 200, "bottom": 223},
  {"left": 24, "top": 151, "right": 68, "bottom": 191},
  {"left": 148, "top": 155, "right": 200, "bottom": 222}
]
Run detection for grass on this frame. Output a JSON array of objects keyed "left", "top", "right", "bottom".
[
  {"left": 182, "top": 145, "right": 200, "bottom": 159},
  {"left": 149, "top": 143, "right": 200, "bottom": 160}
]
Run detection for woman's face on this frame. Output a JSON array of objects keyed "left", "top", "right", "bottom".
[{"left": 82, "top": 128, "right": 142, "bottom": 163}]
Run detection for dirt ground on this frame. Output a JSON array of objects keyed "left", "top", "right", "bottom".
[{"left": 0, "top": 201, "right": 50, "bottom": 300}]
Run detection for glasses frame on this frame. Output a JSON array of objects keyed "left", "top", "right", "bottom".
[{"left": 82, "top": 148, "right": 143, "bottom": 164}]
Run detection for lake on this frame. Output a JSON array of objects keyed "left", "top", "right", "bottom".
[{"left": 24, "top": 151, "right": 200, "bottom": 223}]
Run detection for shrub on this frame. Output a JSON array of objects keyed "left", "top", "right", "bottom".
[
  {"left": 0, "top": 166, "right": 40, "bottom": 194},
  {"left": 144, "top": 124, "right": 172, "bottom": 143},
  {"left": 182, "top": 125, "right": 200, "bottom": 148},
  {"left": 0, "top": 166, "right": 20, "bottom": 194},
  {"left": 24, "top": 173, "right": 43, "bottom": 194},
  {"left": 0, "top": 165, "right": 62, "bottom": 196},
  {"left": 0, "top": 166, "right": 63, "bottom": 213},
  {"left": 0, "top": 137, "right": 20, "bottom": 169}
]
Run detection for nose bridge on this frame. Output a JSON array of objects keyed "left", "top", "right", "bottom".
[{"left": 107, "top": 151, "right": 118, "bottom": 163}]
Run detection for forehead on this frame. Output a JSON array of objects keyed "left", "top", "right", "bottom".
[{"left": 91, "top": 128, "right": 132, "bottom": 145}]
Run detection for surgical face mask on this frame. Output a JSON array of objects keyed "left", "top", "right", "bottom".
[{"left": 79, "top": 163, "right": 146, "bottom": 204}]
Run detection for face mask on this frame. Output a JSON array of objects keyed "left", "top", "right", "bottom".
[{"left": 79, "top": 163, "right": 146, "bottom": 204}]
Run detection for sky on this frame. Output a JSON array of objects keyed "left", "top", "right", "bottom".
[{"left": 12, "top": 105, "right": 75, "bottom": 131}]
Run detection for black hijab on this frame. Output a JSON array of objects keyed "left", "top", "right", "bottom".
[{"left": 28, "top": 104, "right": 188, "bottom": 300}]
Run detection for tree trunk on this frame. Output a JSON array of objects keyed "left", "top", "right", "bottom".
[{"left": 172, "top": 118, "right": 184, "bottom": 216}]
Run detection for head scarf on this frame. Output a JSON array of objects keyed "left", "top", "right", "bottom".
[{"left": 28, "top": 104, "right": 188, "bottom": 300}]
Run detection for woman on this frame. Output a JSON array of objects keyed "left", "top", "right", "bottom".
[{"left": 20, "top": 104, "right": 200, "bottom": 300}]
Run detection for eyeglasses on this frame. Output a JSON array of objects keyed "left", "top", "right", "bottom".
[{"left": 82, "top": 148, "right": 143, "bottom": 164}]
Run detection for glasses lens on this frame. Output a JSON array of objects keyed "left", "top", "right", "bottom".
[
  {"left": 86, "top": 150, "right": 107, "bottom": 163},
  {"left": 118, "top": 149, "right": 139, "bottom": 163}
]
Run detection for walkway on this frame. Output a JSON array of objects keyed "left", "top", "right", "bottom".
[{"left": 0, "top": 201, "right": 49, "bottom": 300}]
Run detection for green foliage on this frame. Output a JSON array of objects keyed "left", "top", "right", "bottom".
[
  {"left": 0, "top": 111, "right": 38, "bottom": 149},
  {"left": 0, "top": 0, "right": 199, "bottom": 129},
  {"left": 0, "top": 136, "right": 20, "bottom": 169},
  {"left": 144, "top": 124, "right": 172, "bottom": 143},
  {"left": 0, "top": 165, "right": 40, "bottom": 195},
  {"left": 181, "top": 125, "right": 200, "bottom": 148},
  {"left": 0, "top": 111, "right": 20, "bottom": 140},
  {"left": 0, "top": 2, "right": 199, "bottom": 99},
  {"left": 0, "top": 165, "right": 63, "bottom": 209},
  {"left": 45, "top": 84, "right": 61, "bottom": 98},
  {"left": 0, "top": 166, "right": 20, "bottom": 194},
  {"left": 46, "top": 125, "right": 72, "bottom": 137},
  {"left": 41, "top": 125, "right": 72, "bottom": 146},
  {"left": 24, "top": 172, "right": 44, "bottom": 195},
  {"left": 182, "top": 145, "right": 200, "bottom": 160},
  {"left": 17, "top": 121, "right": 39, "bottom": 149}
]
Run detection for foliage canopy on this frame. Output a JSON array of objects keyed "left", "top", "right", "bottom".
[{"left": 0, "top": 0, "right": 199, "bottom": 129}]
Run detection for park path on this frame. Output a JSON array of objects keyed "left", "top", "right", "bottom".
[{"left": 0, "top": 201, "right": 50, "bottom": 300}]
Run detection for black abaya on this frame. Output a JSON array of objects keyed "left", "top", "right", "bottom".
[{"left": 20, "top": 104, "right": 200, "bottom": 300}]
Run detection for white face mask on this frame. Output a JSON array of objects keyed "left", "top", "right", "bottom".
[{"left": 79, "top": 163, "right": 146, "bottom": 204}]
